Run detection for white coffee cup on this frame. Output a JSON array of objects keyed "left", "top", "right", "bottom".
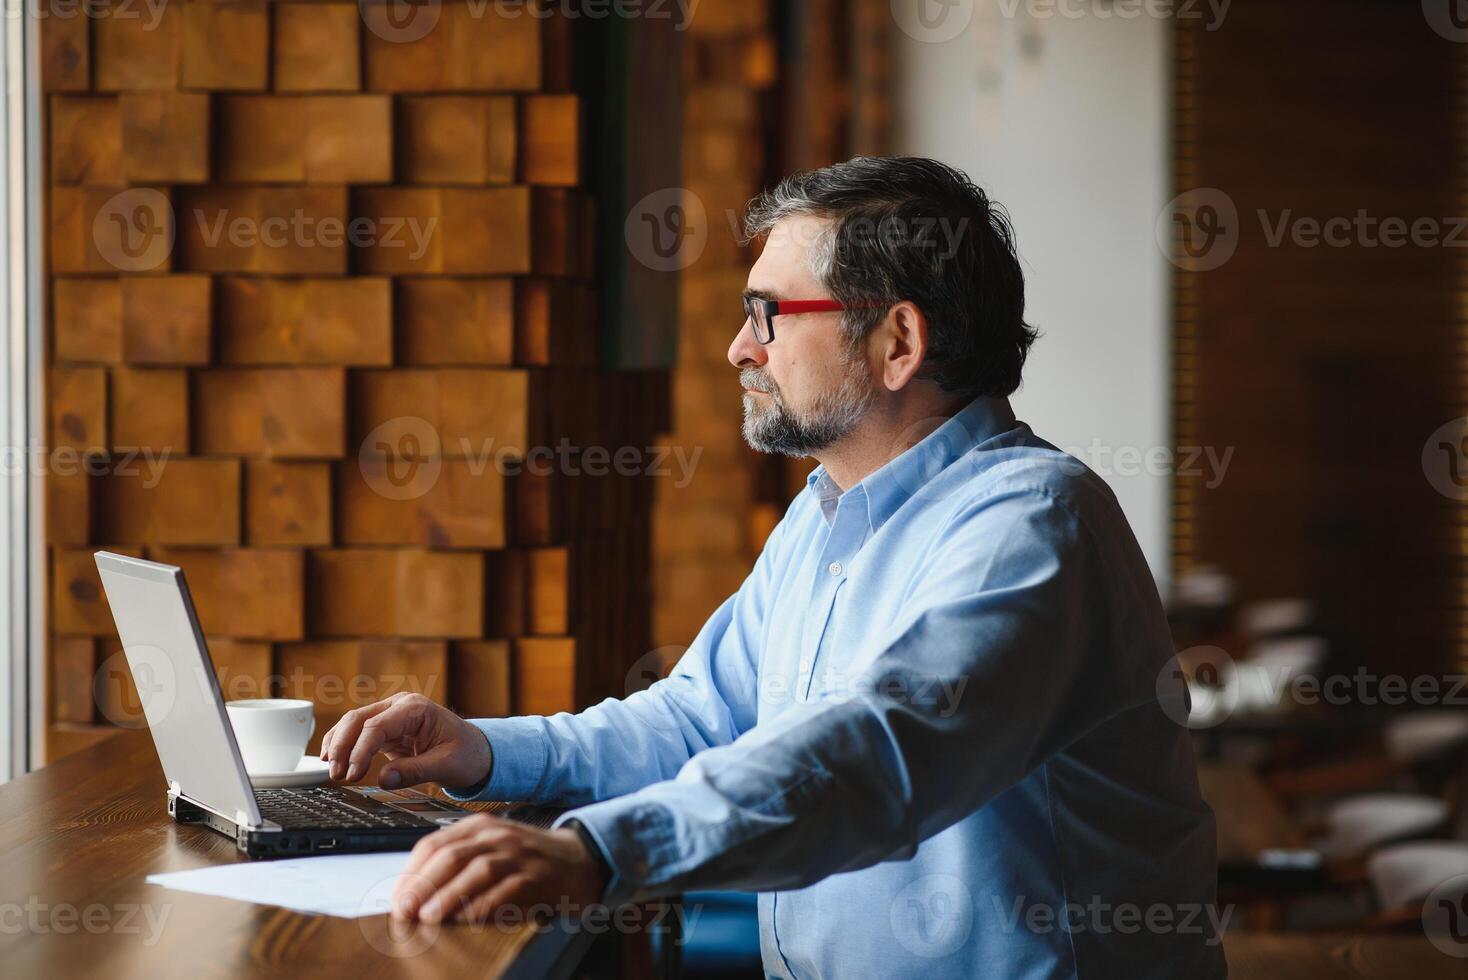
[{"left": 226, "top": 698, "right": 316, "bottom": 774}]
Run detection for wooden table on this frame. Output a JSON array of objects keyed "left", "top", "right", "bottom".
[
  {"left": 1198, "top": 763, "right": 1305, "bottom": 868},
  {"left": 1225, "top": 933, "right": 1464, "bottom": 977},
  {"left": 0, "top": 731, "right": 592, "bottom": 979}
]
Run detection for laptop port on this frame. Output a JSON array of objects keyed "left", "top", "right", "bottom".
[{"left": 317, "top": 838, "right": 338, "bottom": 850}]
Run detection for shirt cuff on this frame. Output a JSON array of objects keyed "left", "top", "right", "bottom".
[
  {"left": 441, "top": 717, "right": 551, "bottom": 802},
  {"left": 552, "top": 794, "right": 680, "bottom": 907}
]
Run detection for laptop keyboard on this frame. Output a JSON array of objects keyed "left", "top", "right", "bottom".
[{"left": 254, "top": 786, "right": 428, "bottom": 830}]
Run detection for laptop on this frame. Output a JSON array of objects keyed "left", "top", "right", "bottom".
[{"left": 94, "top": 551, "right": 477, "bottom": 858}]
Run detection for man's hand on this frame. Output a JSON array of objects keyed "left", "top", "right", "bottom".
[
  {"left": 391, "top": 815, "right": 607, "bottom": 924},
  {"left": 320, "top": 692, "right": 492, "bottom": 790}
]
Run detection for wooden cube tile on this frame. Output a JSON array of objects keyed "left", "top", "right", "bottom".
[
  {"left": 526, "top": 547, "right": 569, "bottom": 635},
  {"left": 150, "top": 547, "right": 305, "bottom": 640},
  {"left": 208, "top": 638, "right": 275, "bottom": 701},
  {"left": 94, "top": 5, "right": 179, "bottom": 91},
  {"left": 47, "top": 464, "right": 93, "bottom": 548},
  {"left": 54, "top": 278, "right": 123, "bottom": 364},
  {"left": 397, "top": 278, "right": 513, "bottom": 366},
  {"left": 365, "top": 3, "right": 540, "bottom": 92},
  {"left": 394, "top": 548, "right": 484, "bottom": 638},
  {"left": 51, "top": 186, "right": 175, "bottom": 275},
  {"left": 359, "top": 640, "right": 450, "bottom": 704},
  {"left": 52, "top": 637, "right": 97, "bottom": 723},
  {"left": 306, "top": 96, "right": 393, "bottom": 183},
  {"left": 121, "top": 275, "right": 211, "bottom": 365},
  {"left": 442, "top": 187, "right": 532, "bottom": 274},
  {"left": 530, "top": 187, "right": 594, "bottom": 278},
  {"left": 513, "top": 637, "right": 575, "bottom": 715},
  {"left": 433, "top": 369, "right": 532, "bottom": 457},
  {"left": 451, "top": 640, "right": 511, "bottom": 717},
  {"left": 338, "top": 459, "right": 506, "bottom": 549},
  {"left": 274, "top": 4, "right": 360, "bottom": 92},
  {"left": 509, "top": 466, "right": 561, "bottom": 546},
  {"left": 121, "top": 93, "right": 210, "bottom": 184},
  {"left": 308, "top": 549, "right": 483, "bottom": 638},
  {"left": 177, "top": 186, "right": 348, "bottom": 274},
  {"left": 195, "top": 368, "right": 347, "bottom": 457},
  {"left": 350, "top": 188, "right": 443, "bottom": 275},
  {"left": 217, "top": 96, "right": 306, "bottom": 182},
  {"left": 515, "top": 278, "right": 594, "bottom": 366},
  {"left": 96, "top": 457, "right": 241, "bottom": 546},
  {"left": 218, "top": 277, "right": 391, "bottom": 365},
  {"left": 180, "top": 1, "right": 268, "bottom": 91},
  {"left": 445, "top": 3, "right": 542, "bottom": 91},
  {"left": 360, "top": 3, "right": 449, "bottom": 92},
  {"left": 218, "top": 96, "right": 390, "bottom": 184},
  {"left": 109, "top": 367, "right": 190, "bottom": 453},
  {"left": 398, "top": 96, "right": 516, "bottom": 185},
  {"left": 42, "top": 13, "right": 89, "bottom": 92},
  {"left": 50, "top": 96, "right": 122, "bottom": 186},
  {"left": 175, "top": 186, "right": 260, "bottom": 273},
  {"left": 353, "top": 369, "right": 531, "bottom": 460},
  {"left": 520, "top": 94, "right": 579, "bottom": 186},
  {"left": 485, "top": 548, "right": 527, "bottom": 636},
  {"left": 275, "top": 641, "right": 356, "bottom": 715},
  {"left": 244, "top": 460, "right": 331, "bottom": 546},
  {"left": 259, "top": 187, "right": 351, "bottom": 274},
  {"left": 50, "top": 366, "right": 107, "bottom": 453},
  {"left": 52, "top": 545, "right": 143, "bottom": 636}
]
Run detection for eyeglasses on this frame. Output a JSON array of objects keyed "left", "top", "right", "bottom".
[{"left": 741, "top": 295, "right": 886, "bottom": 345}]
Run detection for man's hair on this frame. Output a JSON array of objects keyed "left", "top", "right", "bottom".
[{"left": 743, "top": 156, "right": 1038, "bottom": 400}]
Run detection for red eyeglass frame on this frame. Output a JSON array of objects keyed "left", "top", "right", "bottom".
[{"left": 741, "top": 296, "right": 887, "bottom": 344}]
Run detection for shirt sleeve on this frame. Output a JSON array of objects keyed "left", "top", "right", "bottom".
[
  {"left": 552, "top": 485, "right": 1164, "bottom": 905},
  {"left": 443, "top": 501, "right": 795, "bottom": 806}
]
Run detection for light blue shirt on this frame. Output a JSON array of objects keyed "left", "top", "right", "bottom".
[{"left": 451, "top": 396, "right": 1224, "bottom": 979}]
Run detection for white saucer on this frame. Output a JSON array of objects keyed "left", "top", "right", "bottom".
[{"left": 248, "top": 755, "right": 330, "bottom": 789}]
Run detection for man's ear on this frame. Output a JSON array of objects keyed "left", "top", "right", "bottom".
[{"left": 877, "top": 301, "right": 929, "bottom": 392}]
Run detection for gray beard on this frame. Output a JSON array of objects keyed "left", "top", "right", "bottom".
[{"left": 740, "top": 363, "right": 875, "bottom": 457}]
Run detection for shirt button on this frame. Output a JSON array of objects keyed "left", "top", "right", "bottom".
[{"left": 828, "top": 561, "right": 843, "bottom": 576}]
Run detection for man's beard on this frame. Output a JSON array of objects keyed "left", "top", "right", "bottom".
[{"left": 739, "top": 357, "right": 875, "bottom": 457}]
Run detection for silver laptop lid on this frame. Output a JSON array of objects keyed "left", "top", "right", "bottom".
[{"left": 94, "top": 552, "right": 264, "bottom": 829}]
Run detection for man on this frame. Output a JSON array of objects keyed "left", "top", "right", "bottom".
[{"left": 323, "top": 157, "right": 1224, "bottom": 979}]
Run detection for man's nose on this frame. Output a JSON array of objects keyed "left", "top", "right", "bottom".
[{"left": 728, "top": 317, "right": 768, "bottom": 369}]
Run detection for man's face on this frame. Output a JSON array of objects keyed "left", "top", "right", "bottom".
[{"left": 728, "top": 215, "right": 877, "bottom": 457}]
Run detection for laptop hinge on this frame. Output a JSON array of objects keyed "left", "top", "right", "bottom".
[{"left": 169, "top": 793, "right": 208, "bottom": 824}]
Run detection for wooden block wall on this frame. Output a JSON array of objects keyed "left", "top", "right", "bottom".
[
  {"left": 649, "top": 1, "right": 895, "bottom": 650},
  {"left": 650, "top": 3, "right": 778, "bottom": 649},
  {"left": 41, "top": 4, "right": 665, "bottom": 761}
]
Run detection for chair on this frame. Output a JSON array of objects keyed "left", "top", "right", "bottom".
[
  {"left": 1238, "top": 598, "right": 1314, "bottom": 639},
  {"left": 1363, "top": 841, "right": 1468, "bottom": 929},
  {"left": 1314, "top": 794, "right": 1450, "bottom": 862}
]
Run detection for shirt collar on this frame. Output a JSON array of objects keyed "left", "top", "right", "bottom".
[{"left": 806, "top": 396, "right": 1017, "bottom": 532}]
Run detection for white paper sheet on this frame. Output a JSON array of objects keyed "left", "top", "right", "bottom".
[{"left": 147, "top": 852, "right": 411, "bottom": 918}]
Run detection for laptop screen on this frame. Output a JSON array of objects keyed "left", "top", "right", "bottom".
[{"left": 94, "top": 552, "right": 264, "bottom": 828}]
